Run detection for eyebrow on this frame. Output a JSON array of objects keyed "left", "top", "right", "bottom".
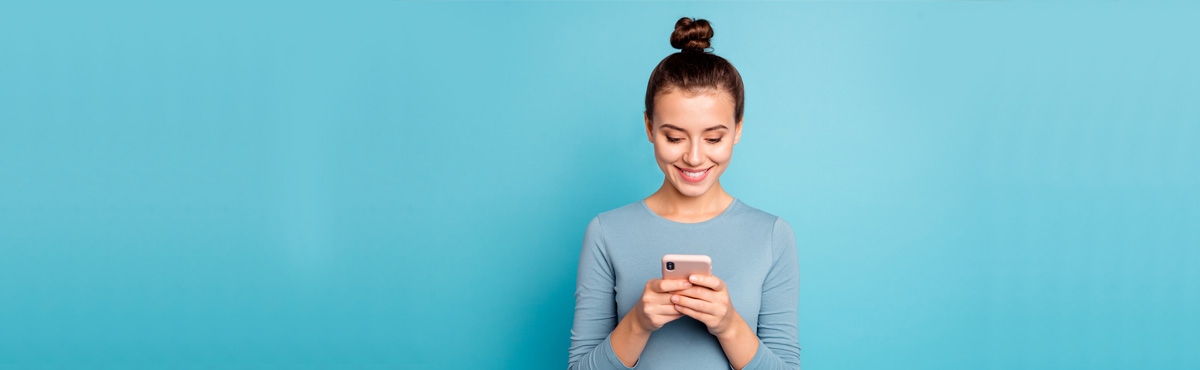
[{"left": 659, "top": 124, "right": 728, "bottom": 133}]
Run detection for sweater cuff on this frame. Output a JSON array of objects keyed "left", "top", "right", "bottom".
[
  {"left": 601, "top": 332, "right": 637, "bottom": 369},
  {"left": 734, "top": 338, "right": 769, "bottom": 370}
]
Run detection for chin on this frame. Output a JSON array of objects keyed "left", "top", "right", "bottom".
[{"left": 678, "top": 187, "right": 710, "bottom": 197}]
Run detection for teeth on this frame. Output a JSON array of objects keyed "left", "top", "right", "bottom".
[{"left": 681, "top": 168, "right": 709, "bottom": 177}]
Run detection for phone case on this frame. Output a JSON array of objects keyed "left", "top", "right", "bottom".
[{"left": 661, "top": 254, "right": 712, "bottom": 280}]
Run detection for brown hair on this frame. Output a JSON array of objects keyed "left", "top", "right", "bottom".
[{"left": 644, "top": 17, "right": 745, "bottom": 125}]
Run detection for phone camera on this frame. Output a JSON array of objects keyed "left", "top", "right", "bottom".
[{"left": 666, "top": 262, "right": 675, "bottom": 270}]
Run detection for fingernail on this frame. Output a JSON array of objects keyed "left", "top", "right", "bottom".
[
  {"left": 689, "top": 275, "right": 699, "bottom": 282},
  {"left": 671, "top": 295, "right": 679, "bottom": 303},
  {"left": 683, "top": 282, "right": 692, "bottom": 287}
]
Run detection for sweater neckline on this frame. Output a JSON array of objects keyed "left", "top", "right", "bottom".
[{"left": 638, "top": 197, "right": 741, "bottom": 226}]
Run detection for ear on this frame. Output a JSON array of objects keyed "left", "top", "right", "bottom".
[
  {"left": 644, "top": 111, "right": 654, "bottom": 143},
  {"left": 732, "top": 118, "right": 743, "bottom": 145}
]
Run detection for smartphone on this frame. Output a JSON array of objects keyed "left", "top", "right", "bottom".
[{"left": 661, "top": 254, "right": 712, "bottom": 280}]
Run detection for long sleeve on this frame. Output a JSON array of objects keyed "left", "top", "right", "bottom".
[
  {"left": 739, "top": 217, "right": 802, "bottom": 370},
  {"left": 568, "top": 217, "right": 634, "bottom": 370}
]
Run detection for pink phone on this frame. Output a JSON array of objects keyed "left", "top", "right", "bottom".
[{"left": 661, "top": 254, "right": 712, "bottom": 280}]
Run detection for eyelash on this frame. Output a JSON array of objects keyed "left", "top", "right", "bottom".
[{"left": 667, "top": 137, "right": 722, "bottom": 144}]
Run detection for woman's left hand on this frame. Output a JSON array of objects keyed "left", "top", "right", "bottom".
[{"left": 671, "top": 274, "right": 746, "bottom": 339}]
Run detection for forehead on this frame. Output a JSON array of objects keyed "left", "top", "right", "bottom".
[{"left": 652, "top": 89, "right": 735, "bottom": 130}]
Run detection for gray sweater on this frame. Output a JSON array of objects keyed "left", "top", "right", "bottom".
[{"left": 569, "top": 198, "right": 802, "bottom": 370}]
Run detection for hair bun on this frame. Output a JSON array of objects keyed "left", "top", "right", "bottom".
[{"left": 670, "top": 17, "right": 713, "bottom": 51}]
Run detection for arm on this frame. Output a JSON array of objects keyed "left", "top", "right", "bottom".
[
  {"left": 715, "top": 315, "right": 761, "bottom": 370},
  {"left": 738, "top": 217, "right": 802, "bottom": 370},
  {"left": 670, "top": 217, "right": 802, "bottom": 370},
  {"left": 569, "top": 217, "right": 694, "bottom": 369},
  {"left": 568, "top": 217, "right": 637, "bottom": 370},
  {"left": 609, "top": 309, "right": 652, "bottom": 367}
]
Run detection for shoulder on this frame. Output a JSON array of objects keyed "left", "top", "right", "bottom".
[
  {"left": 729, "top": 199, "right": 792, "bottom": 235},
  {"left": 585, "top": 200, "right": 652, "bottom": 231},
  {"left": 733, "top": 199, "right": 796, "bottom": 250},
  {"left": 729, "top": 199, "right": 783, "bottom": 225},
  {"left": 596, "top": 200, "right": 647, "bottom": 222},
  {"left": 581, "top": 200, "right": 645, "bottom": 239}
]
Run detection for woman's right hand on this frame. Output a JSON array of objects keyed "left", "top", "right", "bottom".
[{"left": 629, "top": 278, "right": 693, "bottom": 333}]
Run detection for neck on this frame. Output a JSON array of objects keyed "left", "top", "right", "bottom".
[{"left": 646, "top": 178, "right": 734, "bottom": 216}]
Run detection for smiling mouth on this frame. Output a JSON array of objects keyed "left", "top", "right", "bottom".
[{"left": 675, "top": 165, "right": 714, "bottom": 183}]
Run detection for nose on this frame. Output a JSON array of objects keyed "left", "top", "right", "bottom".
[{"left": 684, "top": 138, "right": 703, "bottom": 166}]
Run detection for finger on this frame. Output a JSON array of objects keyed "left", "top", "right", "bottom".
[
  {"left": 653, "top": 278, "right": 693, "bottom": 293},
  {"left": 671, "top": 294, "right": 715, "bottom": 315},
  {"left": 688, "top": 274, "right": 725, "bottom": 291},
  {"left": 649, "top": 291, "right": 680, "bottom": 304},
  {"left": 649, "top": 304, "right": 684, "bottom": 316},
  {"left": 674, "top": 287, "right": 713, "bottom": 301},
  {"left": 674, "top": 303, "right": 713, "bottom": 322},
  {"left": 643, "top": 301, "right": 681, "bottom": 314},
  {"left": 647, "top": 279, "right": 668, "bottom": 293}
]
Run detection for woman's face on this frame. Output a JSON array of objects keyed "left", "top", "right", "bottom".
[{"left": 644, "top": 89, "right": 742, "bottom": 198}]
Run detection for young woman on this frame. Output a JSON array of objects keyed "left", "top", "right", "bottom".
[{"left": 568, "top": 17, "right": 802, "bottom": 370}]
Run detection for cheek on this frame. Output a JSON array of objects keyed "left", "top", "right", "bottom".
[
  {"left": 654, "top": 143, "right": 683, "bottom": 162},
  {"left": 708, "top": 144, "right": 733, "bottom": 164}
]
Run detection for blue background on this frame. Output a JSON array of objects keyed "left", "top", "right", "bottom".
[{"left": 1, "top": 1, "right": 1197, "bottom": 369}]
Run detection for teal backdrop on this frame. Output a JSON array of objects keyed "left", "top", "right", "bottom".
[{"left": 1, "top": 1, "right": 1197, "bottom": 369}]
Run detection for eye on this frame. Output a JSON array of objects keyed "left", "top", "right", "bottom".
[
  {"left": 666, "top": 137, "right": 683, "bottom": 143},
  {"left": 706, "top": 138, "right": 722, "bottom": 144}
]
